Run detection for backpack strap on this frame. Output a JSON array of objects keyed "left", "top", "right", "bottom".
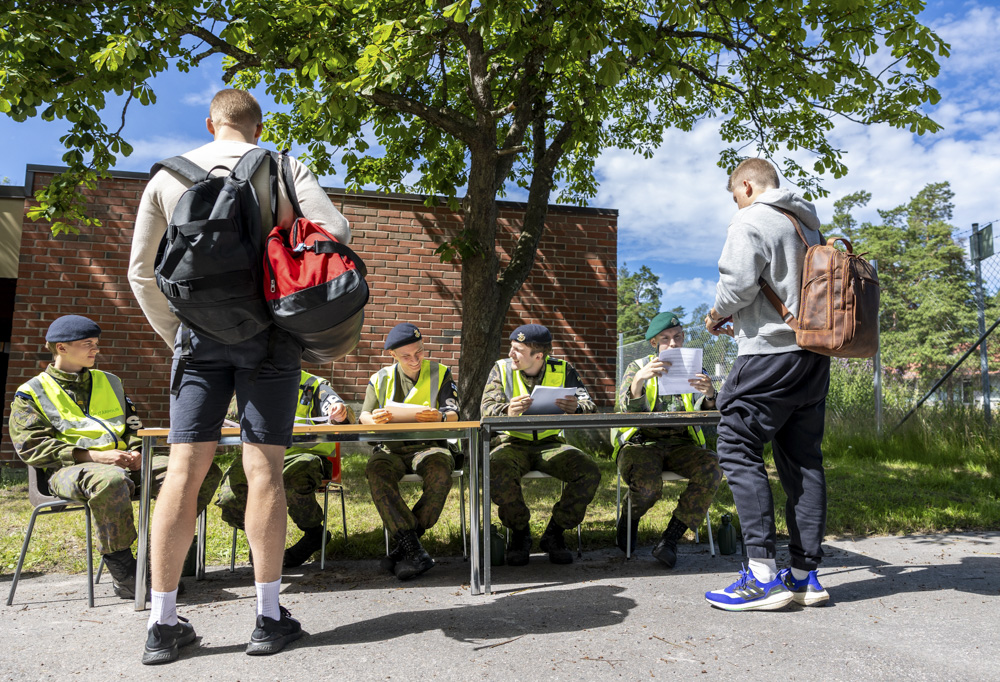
[
  {"left": 170, "top": 325, "right": 194, "bottom": 396},
  {"left": 757, "top": 209, "right": 810, "bottom": 331},
  {"left": 150, "top": 156, "right": 208, "bottom": 184},
  {"left": 279, "top": 150, "right": 304, "bottom": 219},
  {"left": 231, "top": 148, "right": 278, "bottom": 229}
]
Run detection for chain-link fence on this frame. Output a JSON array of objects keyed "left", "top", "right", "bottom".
[{"left": 618, "top": 223, "right": 1000, "bottom": 433}]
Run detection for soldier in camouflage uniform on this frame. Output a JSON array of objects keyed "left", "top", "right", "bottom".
[
  {"left": 613, "top": 311, "right": 722, "bottom": 568},
  {"left": 215, "top": 371, "right": 356, "bottom": 567},
  {"left": 9, "top": 315, "right": 223, "bottom": 599},
  {"left": 361, "top": 323, "right": 460, "bottom": 581},
  {"left": 481, "top": 323, "right": 601, "bottom": 566}
]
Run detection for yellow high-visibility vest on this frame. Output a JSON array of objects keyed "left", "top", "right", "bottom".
[
  {"left": 611, "top": 355, "right": 706, "bottom": 456},
  {"left": 19, "top": 370, "right": 128, "bottom": 451},
  {"left": 498, "top": 356, "right": 569, "bottom": 440}
]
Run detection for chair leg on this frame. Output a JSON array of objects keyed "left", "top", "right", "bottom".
[
  {"left": 626, "top": 489, "right": 632, "bottom": 560},
  {"left": 615, "top": 471, "right": 621, "bottom": 524},
  {"left": 705, "top": 511, "right": 715, "bottom": 557},
  {"left": 8, "top": 505, "right": 44, "bottom": 606},
  {"left": 459, "top": 473, "right": 468, "bottom": 561},
  {"left": 85, "top": 506, "right": 94, "bottom": 608},
  {"left": 95, "top": 556, "right": 105, "bottom": 584},
  {"left": 339, "top": 487, "right": 348, "bottom": 544},
  {"left": 230, "top": 527, "right": 238, "bottom": 573},
  {"left": 576, "top": 523, "right": 583, "bottom": 558},
  {"left": 321, "top": 487, "right": 330, "bottom": 571},
  {"left": 384, "top": 526, "right": 390, "bottom": 555},
  {"left": 196, "top": 509, "right": 207, "bottom": 581}
]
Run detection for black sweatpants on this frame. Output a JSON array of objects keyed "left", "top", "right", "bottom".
[{"left": 716, "top": 350, "right": 830, "bottom": 571}]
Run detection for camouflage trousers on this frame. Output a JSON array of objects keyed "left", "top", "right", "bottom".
[
  {"left": 46, "top": 456, "right": 223, "bottom": 556},
  {"left": 490, "top": 438, "right": 601, "bottom": 532},
  {"left": 366, "top": 447, "right": 454, "bottom": 538},
  {"left": 617, "top": 437, "right": 722, "bottom": 531},
  {"left": 216, "top": 451, "right": 333, "bottom": 531}
]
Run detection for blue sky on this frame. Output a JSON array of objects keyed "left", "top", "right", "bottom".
[{"left": 2, "top": 1, "right": 998, "bottom": 327}]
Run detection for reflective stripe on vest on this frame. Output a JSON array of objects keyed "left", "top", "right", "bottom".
[
  {"left": 372, "top": 360, "right": 445, "bottom": 409},
  {"left": 611, "top": 356, "right": 706, "bottom": 456},
  {"left": 288, "top": 371, "right": 336, "bottom": 457},
  {"left": 498, "top": 357, "right": 568, "bottom": 440},
  {"left": 18, "top": 370, "right": 128, "bottom": 451}
]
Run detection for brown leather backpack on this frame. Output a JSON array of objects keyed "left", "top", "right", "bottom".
[{"left": 758, "top": 212, "right": 880, "bottom": 358}]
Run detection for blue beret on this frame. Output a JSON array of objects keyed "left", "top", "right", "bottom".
[
  {"left": 645, "top": 311, "right": 682, "bottom": 340},
  {"left": 45, "top": 315, "right": 102, "bottom": 343},
  {"left": 510, "top": 324, "right": 551, "bottom": 345},
  {"left": 385, "top": 322, "right": 423, "bottom": 350}
]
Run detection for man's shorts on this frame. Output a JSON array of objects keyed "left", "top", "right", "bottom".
[{"left": 169, "top": 325, "right": 301, "bottom": 446}]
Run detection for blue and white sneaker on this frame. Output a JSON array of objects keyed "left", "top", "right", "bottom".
[
  {"left": 781, "top": 568, "right": 830, "bottom": 606},
  {"left": 705, "top": 566, "right": 795, "bottom": 611}
]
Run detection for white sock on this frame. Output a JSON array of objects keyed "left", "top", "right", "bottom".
[
  {"left": 148, "top": 589, "right": 178, "bottom": 629},
  {"left": 256, "top": 578, "right": 282, "bottom": 620},
  {"left": 748, "top": 558, "right": 777, "bottom": 582},
  {"left": 791, "top": 567, "right": 811, "bottom": 581}
]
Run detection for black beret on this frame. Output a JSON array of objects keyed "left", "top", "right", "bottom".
[
  {"left": 385, "top": 322, "right": 423, "bottom": 350},
  {"left": 509, "top": 324, "right": 552, "bottom": 345},
  {"left": 45, "top": 315, "right": 102, "bottom": 343}
]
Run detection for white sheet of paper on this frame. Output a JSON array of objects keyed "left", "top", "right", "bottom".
[
  {"left": 656, "top": 348, "right": 703, "bottom": 395},
  {"left": 523, "top": 386, "right": 578, "bottom": 415},
  {"left": 385, "top": 400, "right": 431, "bottom": 423}
]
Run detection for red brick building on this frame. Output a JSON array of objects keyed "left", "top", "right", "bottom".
[{"left": 0, "top": 165, "right": 618, "bottom": 463}]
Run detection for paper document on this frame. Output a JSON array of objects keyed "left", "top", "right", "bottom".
[
  {"left": 523, "top": 386, "right": 578, "bottom": 415},
  {"left": 656, "top": 348, "right": 703, "bottom": 395},
  {"left": 385, "top": 400, "right": 433, "bottom": 423}
]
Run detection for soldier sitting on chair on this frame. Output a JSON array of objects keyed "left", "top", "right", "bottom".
[
  {"left": 359, "top": 323, "right": 460, "bottom": 581},
  {"left": 216, "top": 370, "right": 356, "bottom": 568},
  {"left": 8, "top": 315, "right": 222, "bottom": 598},
  {"left": 612, "top": 311, "right": 722, "bottom": 567},
  {"left": 480, "top": 323, "right": 601, "bottom": 566}
]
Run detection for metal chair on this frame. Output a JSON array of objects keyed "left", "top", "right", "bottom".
[
  {"left": 382, "top": 469, "right": 468, "bottom": 560},
  {"left": 615, "top": 470, "right": 715, "bottom": 558},
  {"left": 7, "top": 467, "right": 100, "bottom": 607},
  {"left": 229, "top": 447, "right": 346, "bottom": 571}
]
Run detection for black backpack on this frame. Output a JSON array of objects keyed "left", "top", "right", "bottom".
[{"left": 151, "top": 148, "right": 277, "bottom": 345}]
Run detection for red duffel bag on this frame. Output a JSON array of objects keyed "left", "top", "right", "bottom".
[{"left": 264, "top": 156, "right": 369, "bottom": 364}]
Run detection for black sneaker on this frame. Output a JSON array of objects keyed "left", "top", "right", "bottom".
[
  {"left": 246, "top": 606, "right": 304, "bottom": 656},
  {"left": 142, "top": 617, "right": 196, "bottom": 665}
]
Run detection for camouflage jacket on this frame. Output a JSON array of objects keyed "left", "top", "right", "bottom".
[
  {"left": 480, "top": 357, "right": 596, "bottom": 444},
  {"left": 617, "top": 357, "right": 715, "bottom": 442},
  {"left": 9, "top": 365, "right": 143, "bottom": 471}
]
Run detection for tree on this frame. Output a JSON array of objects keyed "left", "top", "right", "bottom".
[
  {"left": 828, "top": 183, "right": 978, "bottom": 376},
  {"left": 0, "top": 1, "right": 947, "bottom": 417},
  {"left": 617, "top": 263, "right": 661, "bottom": 343}
]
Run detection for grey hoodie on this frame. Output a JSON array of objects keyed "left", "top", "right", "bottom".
[{"left": 713, "top": 187, "right": 822, "bottom": 355}]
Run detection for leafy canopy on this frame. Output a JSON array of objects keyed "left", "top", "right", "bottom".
[{"left": 0, "top": 0, "right": 948, "bottom": 235}]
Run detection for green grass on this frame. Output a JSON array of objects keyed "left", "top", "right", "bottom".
[{"left": 3, "top": 408, "right": 999, "bottom": 574}]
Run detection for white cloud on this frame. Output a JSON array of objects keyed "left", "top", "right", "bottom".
[
  {"left": 113, "top": 135, "right": 209, "bottom": 170},
  {"left": 182, "top": 84, "right": 222, "bottom": 107},
  {"left": 658, "top": 276, "right": 719, "bottom": 318}
]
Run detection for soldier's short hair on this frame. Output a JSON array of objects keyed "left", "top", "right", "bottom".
[
  {"left": 45, "top": 341, "right": 58, "bottom": 356},
  {"left": 209, "top": 89, "right": 262, "bottom": 132},
  {"left": 727, "top": 158, "right": 779, "bottom": 192},
  {"left": 524, "top": 341, "right": 552, "bottom": 357}
]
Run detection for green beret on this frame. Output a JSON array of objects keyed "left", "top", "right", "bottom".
[{"left": 644, "top": 312, "right": 682, "bottom": 340}]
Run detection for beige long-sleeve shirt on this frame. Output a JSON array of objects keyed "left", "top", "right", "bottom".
[{"left": 128, "top": 139, "right": 350, "bottom": 348}]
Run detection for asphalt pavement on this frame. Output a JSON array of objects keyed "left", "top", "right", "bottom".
[{"left": 2, "top": 531, "right": 998, "bottom": 681}]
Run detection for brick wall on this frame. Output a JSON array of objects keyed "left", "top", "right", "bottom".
[{"left": 2, "top": 167, "right": 617, "bottom": 462}]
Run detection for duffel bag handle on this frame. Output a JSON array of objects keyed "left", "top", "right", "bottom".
[{"left": 309, "top": 239, "right": 368, "bottom": 279}]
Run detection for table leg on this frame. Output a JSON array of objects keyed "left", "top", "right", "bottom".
[
  {"left": 482, "top": 428, "right": 491, "bottom": 596},
  {"left": 468, "top": 427, "right": 481, "bottom": 595},
  {"left": 135, "top": 435, "right": 154, "bottom": 611}
]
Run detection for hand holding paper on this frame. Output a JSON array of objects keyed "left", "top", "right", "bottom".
[
  {"left": 656, "top": 348, "right": 703, "bottom": 395},
  {"left": 522, "top": 386, "right": 578, "bottom": 415}
]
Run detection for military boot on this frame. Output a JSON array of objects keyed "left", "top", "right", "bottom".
[
  {"left": 381, "top": 527, "right": 423, "bottom": 574},
  {"left": 103, "top": 548, "right": 139, "bottom": 599},
  {"left": 506, "top": 527, "right": 532, "bottom": 566},
  {"left": 283, "top": 526, "right": 330, "bottom": 568},
  {"left": 538, "top": 519, "right": 573, "bottom": 565},
  {"left": 393, "top": 529, "right": 435, "bottom": 580},
  {"left": 616, "top": 513, "right": 640, "bottom": 554},
  {"left": 652, "top": 516, "right": 689, "bottom": 568}
]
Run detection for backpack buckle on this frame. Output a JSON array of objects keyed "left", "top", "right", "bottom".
[{"left": 293, "top": 243, "right": 314, "bottom": 253}]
